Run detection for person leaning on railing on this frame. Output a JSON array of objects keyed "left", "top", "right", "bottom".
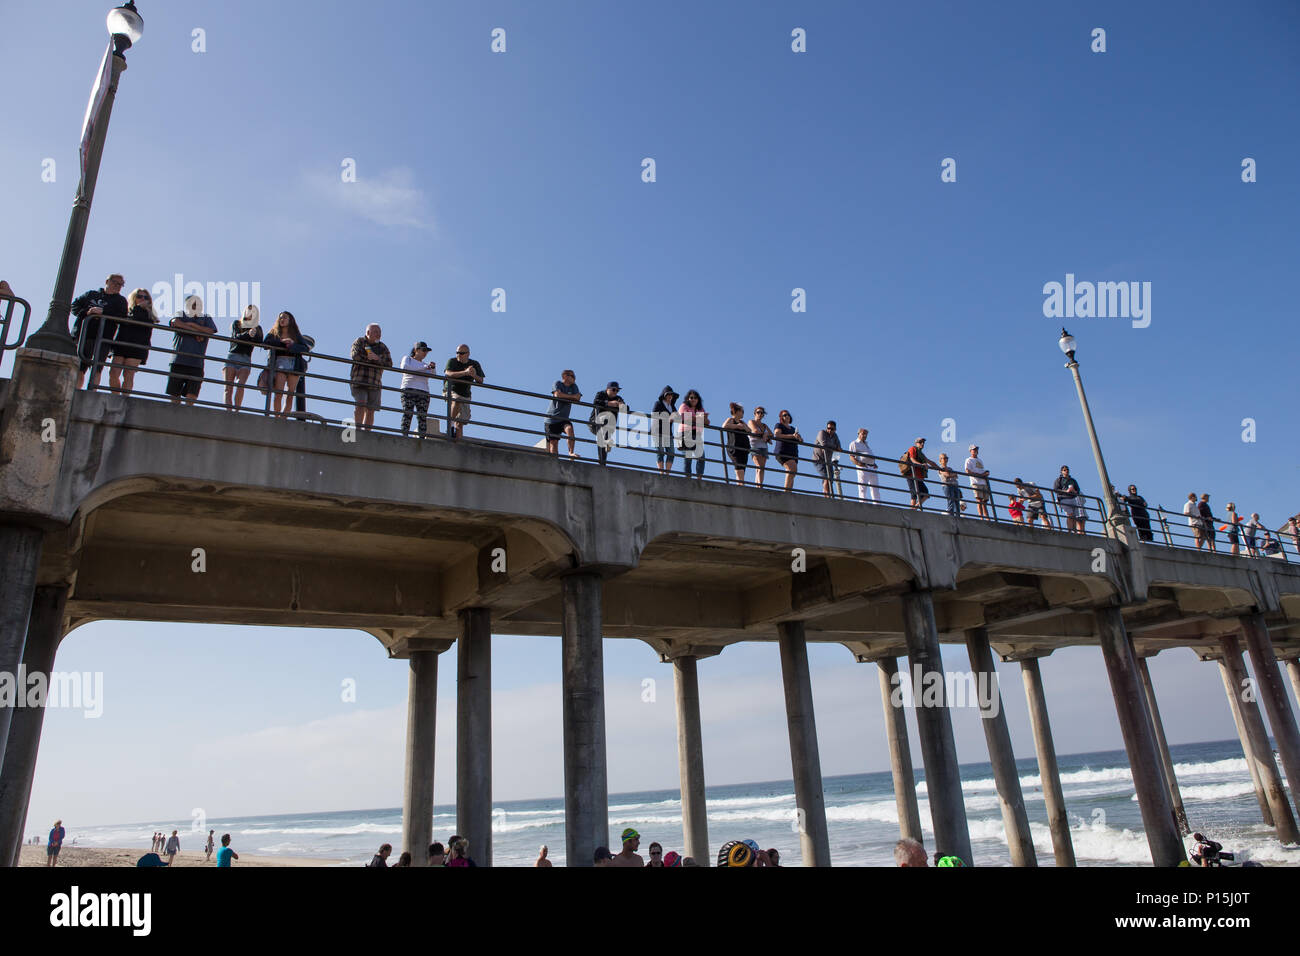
[
  {"left": 108, "top": 287, "right": 157, "bottom": 394},
  {"left": 166, "top": 294, "right": 217, "bottom": 407},
  {"left": 677, "top": 389, "right": 709, "bottom": 479},
  {"left": 71, "top": 272, "right": 128, "bottom": 390},
  {"left": 223, "top": 305, "right": 263, "bottom": 411},
  {"left": 651, "top": 385, "right": 680, "bottom": 474},
  {"left": 1120, "top": 485, "right": 1152, "bottom": 541},
  {"left": 265, "top": 311, "right": 310, "bottom": 418},
  {"left": 349, "top": 324, "right": 392, "bottom": 432}
]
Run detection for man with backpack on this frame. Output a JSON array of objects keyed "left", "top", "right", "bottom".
[
  {"left": 901, "top": 437, "right": 939, "bottom": 509},
  {"left": 589, "top": 381, "right": 626, "bottom": 465}
]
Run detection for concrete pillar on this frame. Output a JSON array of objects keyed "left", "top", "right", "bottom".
[
  {"left": 0, "top": 585, "right": 67, "bottom": 866},
  {"left": 1216, "top": 647, "right": 1277, "bottom": 830},
  {"left": 965, "top": 628, "right": 1036, "bottom": 866},
  {"left": 560, "top": 571, "right": 608, "bottom": 867},
  {"left": 401, "top": 644, "right": 446, "bottom": 866},
  {"left": 1284, "top": 658, "right": 1300, "bottom": 711},
  {"left": 900, "top": 589, "right": 973, "bottom": 866},
  {"left": 672, "top": 655, "right": 709, "bottom": 865},
  {"left": 1020, "top": 657, "right": 1075, "bottom": 866},
  {"left": 875, "top": 656, "right": 923, "bottom": 844},
  {"left": 456, "top": 608, "right": 492, "bottom": 867},
  {"left": 1136, "top": 657, "right": 1190, "bottom": 834},
  {"left": 776, "top": 620, "right": 831, "bottom": 866},
  {"left": 0, "top": 525, "right": 43, "bottom": 776},
  {"left": 1093, "top": 605, "right": 1185, "bottom": 866},
  {"left": 1240, "top": 613, "right": 1300, "bottom": 819}
]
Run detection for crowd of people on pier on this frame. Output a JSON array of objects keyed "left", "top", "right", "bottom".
[{"left": 3, "top": 270, "right": 1294, "bottom": 558}]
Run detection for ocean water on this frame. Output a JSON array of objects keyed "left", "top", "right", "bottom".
[{"left": 59, "top": 738, "right": 1298, "bottom": 866}]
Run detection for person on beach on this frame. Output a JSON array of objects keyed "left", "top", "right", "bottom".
[
  {"left": 398, "top": 341, "right": 438, "bottom": 438},
  {"left": 368, "top": 843, "right": 392, "bottom": 867},
  {"left": 812, "top": 421, "right": 841, "bottom": 498},
  {"left": 443, "top": 344, "right": 484, "bottom": 440},
  {"left": 428, "top": 842, "right": 445, "bottom": 867},
  {"left": 645, "top": 841, "right": 665, "bottom": 867},
  {"left": 223, "top": 304, "right": 262, "bottom": 410},
  {"left": 536, "top": 845, "right": 552, "bottom": 867},
  {"left": 1053, "top": 465, "right": 1085, "bottom": 533},
  {"left": 894, "top": 838, "right": 928, "bottom": 866},
  {"left": 594, "top": 846, "right": 613, "bottom": 867},
  {"left": 652, "top": 385, "right": 680, "bottom": 474},
  {"left": 766, "top": 848, "right": 781, "bottom": 867},
  {"left": 205, "top": 829, "right": 215, "bottom": 861},
  {"left": 47, "top": 819, "right": 66, "bottom": 866},
  {"left": 216, "top": 833, "right": 238, "bottom": 867},
  {"left": 610, "top": 828, "right": 645, "bottom": 867},
  {"left": 544, "top": 370, "right": 582, "bottom": 457},
  {"left": 848, "top": 428, "right": 879, "bottom": 503},
  {"left": 773, "top": 410, "right": 801, "bottom": 492},
  {"left": 745, "top": 406, "right": 773, "bottom": 487},
  {"left": 349, "top": 323, "right": 393, "bottom": 432},
  {"left": 722, "top": 403, "right": 751, "bottom": 485},
  {"left": 393, "top": 851, "right": 413, "bottom": 867},
  {"left": 164, "top": 830, "right": 180, "bottom": 865},
  {"left": 964, "top": 445, "right": 994, "bottom": 520},
  {"left": 446, "top": 837, "right": 476, "bottom": 867}
]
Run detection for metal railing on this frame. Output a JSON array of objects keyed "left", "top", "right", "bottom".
[
  {"left": 0, "top": 293, "right": 33, "bottom": 353},
  {"left": 19, "top": 309, "right": 1285, "bottom": 563}
]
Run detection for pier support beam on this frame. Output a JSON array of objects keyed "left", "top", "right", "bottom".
[
  {"left": 456, "top": 608, "right": 492, "bottom": 867},
  {"left": 401, "top": 640, "right": 450, "bottom": 866},
  {"left": 0, "top": 525, "right": 43, "bottom": 776},
  {"left": 966, "top": 629, "right": 1036, "bottom": 866},
  {"left": 1217, "top": 642, "right": 1295, "bottom": 838},
  {"left": 1136, "top": 656, "right": 1190, "bottom": 834},
  {"left": 561, "top": 571, "right": 608, "bottom": 867},
  {"left": 901, "top": 589, "right": 973, "bottom": 866},
  {"left": 671, "top": 654, "right": 710, "bottom": 866},
  {"left": 875, "top": 656, "right": 923, "bottom": 844},
  {"left": 1094, "top": 605, "right": 1185, "bottom": 866},
  {"left": 1020, "top": 657, "right": 1075, "bottom": 866},
  {"left": 0, "top": 585, "right": 67, "bottom": 866},
  {"left": 1240, "top": 613, "right": 1300, "bottom": 820},
  {"left": 1284, "top": 658, "right": 1300, "bottom": 711},
  {"left": 777, "top": 620, "right": 831, "bottom": 866}
]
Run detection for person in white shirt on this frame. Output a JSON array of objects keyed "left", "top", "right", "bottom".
[
  {"left": 398, "top": 341, "right": 437, "bottom": 438},
  {"left": 1183, "top": 492, "right": 1203, "bottom": 547},
  {"left": 964, "top": 444, "right": 994, "bottom": 520},
  {"left": 847, "top": 428, "right": 880, "bottom": 502}
]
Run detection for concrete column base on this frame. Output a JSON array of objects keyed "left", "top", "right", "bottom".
[
  {"left": 1020, "top": 657, "right": 1075, "bottom": 866},
  {"left": 561, "top": 571, "right": 608, "bottom": 867},
  {"left": 0, "top": 525, "right": 43, "bottom": 775},
  {"left": 457, "top": 607, "right": 492, "bottom": 867},
  {"left": 1240, "top": 614, "right": 1300, "bottom": 823},
  {"left": 875, "top": 657, "right": 923, "bottom": 844},
  {"left": 401, "top": 644, "right": 448, "bottom": 866},
  {"left": 777, "top": 620, "right": 831, "bottom": 866},
  {"left": 672, "top": 655, "right": 709, "bottom": 865}
]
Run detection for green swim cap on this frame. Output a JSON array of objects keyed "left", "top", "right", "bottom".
[
  {"left": 936, "top": 855, "right": 966, "bottom": 867},
  {"left": 621, "top": 828, "right": 639, "bottom": 844}
]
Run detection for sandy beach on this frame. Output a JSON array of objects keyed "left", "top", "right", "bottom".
[{"left": 18, "top": 845, "right": 339, "bottom": 867}]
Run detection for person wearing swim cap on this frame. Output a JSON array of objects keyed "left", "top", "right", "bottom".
[
  {"left": 717, "top": 840, "right": 755, "bottom": 867},
  {"left": 936, "top": 854, "right": 966, "bottom": 867},
  {"left": 610, "top": 828, "right": 644, "bottom": 867},
  {"left": 662, "top": 850, "right": 682, "bottom": 867}
]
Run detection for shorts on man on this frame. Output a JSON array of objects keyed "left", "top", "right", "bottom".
[
  {"left": 166, "top": 364, "right": 203, "bottom": 398},
  {"left": 351, "top": 384, "right": 382, "bottom": 411}
]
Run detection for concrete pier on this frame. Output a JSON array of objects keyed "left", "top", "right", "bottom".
[
  {"left": 1285, "top": 658, "right": 1300, "bottom": 710},
  {"left": 1094, "top": 605, "right": 1185, "bottom": 866},
  {"left": 966, "top": 628, "right": 1036, "bottom": 866},
  {"left": 777, "top": 620, "right": 831, "bottom": 866},
  {"left": 0, "top": 585, "right": 66, "bottom": 866},
  {"left": 1136, "top": 657, "right": 1190, "bottom": 834},
  {"left": 1019, "top": 656, "right": 1075, "bottom": 866},
  {"left": 1240, "top": 613, "right": 1300, "bottom": 820},
  {"left": 560, "top": 571, "right": 608, "bottom": 866},
  {"left": 901, "top": 589, "right": 973, "bottom": 866},
  {"left": 672, "top": 654, "right": 710, "bottom": 865},
  {"left": 1217, "top": 642, "right": 1294, "bottom": 836},
  {"left": 875, "top": 656, "right": 923, "bottom": 844},
  {"left": 456, "top": 608, "right": 492, "bottom": 867},
  {"left": 0, "top": 525, "right": 42, "bottom": 775},
  {"left": 401, "top": 642, "right": 448, "bottom": 865}
]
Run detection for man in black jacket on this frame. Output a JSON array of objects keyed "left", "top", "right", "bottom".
[{"left": 71, "top": 273, "right": 128, "bottom": 389}]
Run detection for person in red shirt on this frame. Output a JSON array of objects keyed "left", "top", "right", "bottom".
[{"left": 905, "top": 438, "right": 939, "bottom": 509}]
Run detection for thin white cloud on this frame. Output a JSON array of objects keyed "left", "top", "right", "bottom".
[{"left": 306, "top": 166, "right": 434, "bottom": 230}]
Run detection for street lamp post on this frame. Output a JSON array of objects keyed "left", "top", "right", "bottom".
[
  {"left": 25, "top": 3, "right": 144, "bottom": 355},
  {"left": 1058, "top": 328, "right": 1125, "bottom": 534}
]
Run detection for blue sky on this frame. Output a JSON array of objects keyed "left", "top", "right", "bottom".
[{"left": 3, "top": 1, "right": 1298, "bottom": 831}]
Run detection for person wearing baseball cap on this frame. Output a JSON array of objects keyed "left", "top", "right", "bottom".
[
  {"left": 590, "top": 381, "right": 626, "bottom": 466},
  {"left": 609, "top": 827, "right": 644, "bottom": 867},
  {"left": 964, "top": 444, "right": 995, "bottom": 520},
  {"left": 652, "top": 385, "right": 680, "bottom": 474}
]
